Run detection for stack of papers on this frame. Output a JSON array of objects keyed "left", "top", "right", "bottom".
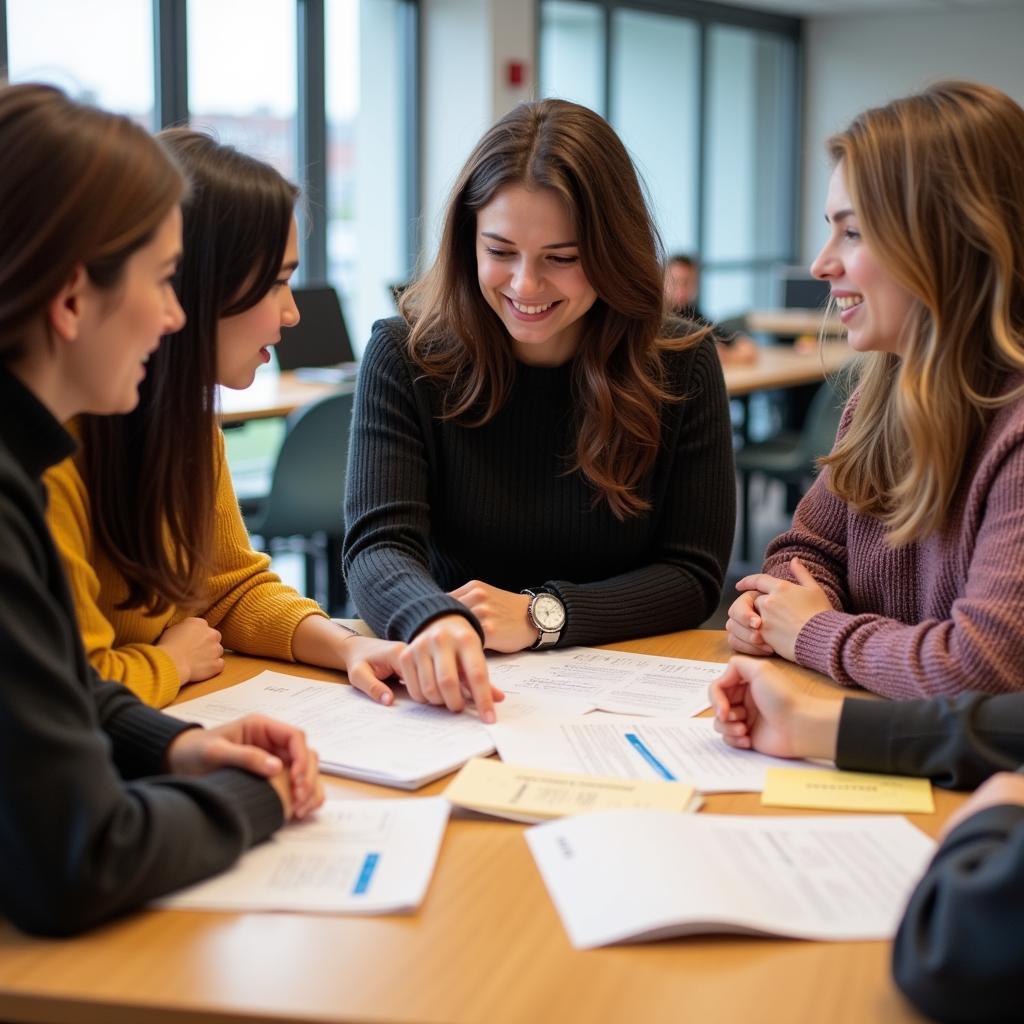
[
  {"left": 488, "top": 647, "right": 721, "bottom": 717},
  {"left": 486, "top": 713, "right": 819, "bottom": 793},
  {"left": 526, "top": 809, "right": 936, "bottom": 948},
  {"left": 159, "top": 797, "right": 450, "bottom": 914},
  {"left": 444, "top": 757, "right": 701, "bottom": 823},
  {"left": 166, "top": 671, "right": 494, "bottom": 789}
]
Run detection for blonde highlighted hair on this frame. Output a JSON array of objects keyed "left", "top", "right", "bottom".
[{"left": 821, "top": 81, "right": 1024, "bottom": 545}]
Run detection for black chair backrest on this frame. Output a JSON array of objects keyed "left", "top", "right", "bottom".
[
  {"left": 798, "top": 380, "right": 846, "bottom": 465},
  {"left": 245, "top": 390, "right": 354, "bottom": 540},
  {"left": 275, "top": 286, "right": 356, "bottom": 370}
]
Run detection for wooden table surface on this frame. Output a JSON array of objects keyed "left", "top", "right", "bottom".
[
  {"left": 218, "top": 340, "right": 856, "bottom": 425},
  {"left": 0, "top": 630, "right": 945, "bottom": 1024},
  {"left": 722, "top": 340, "right": 855, "bottom": 397}
]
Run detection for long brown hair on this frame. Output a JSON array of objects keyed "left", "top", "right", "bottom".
[
  {"left": 0, "top": 83, "right": 183, "bottom": 363},
  {"left": 80, "top": 130, "right": 299, "bottom": 614},
  {"left": 820, "top": 81, "right": 1024, "bottom": 546},
  {"left": 400, "top": 99, "right": 703, "bottom": 520}
]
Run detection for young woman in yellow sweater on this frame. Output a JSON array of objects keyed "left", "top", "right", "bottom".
[{"left": 45, "top": 129, "right": 406, "bottom": 708}]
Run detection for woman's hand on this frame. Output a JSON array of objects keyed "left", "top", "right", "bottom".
[
  {"left": 157, "top": 616, "right": 225, "bottom": 683},
  {"left": 449, "top": 580, "right": 536, "bottom": 653},
  {"left": 338, "top": 634, "right": 407, "bottom": 706},
  {"left": 709, "top": 656, "right": 842, "bottom": 760},
  {"left": 938, "top": 772, "right": 1024, "bottom": 841},
  {"left": 734, "top": 558, "right": 832, "bottom": 662},
  {"left": 726, "top": 591, "right": 774, "bottom": 656},
  {"left": 400, "top": 614, "right": 504, "bottom": 722},
  {"left": 165, "top": 713, "right": 324, "bottom": 820}
]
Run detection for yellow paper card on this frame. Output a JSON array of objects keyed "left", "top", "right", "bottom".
[
  {"left": 761, "top": 767, "right": 934, "bottom": 814},
  {"left": 444, "top": 757, "right": 701, "bottom": 824}
]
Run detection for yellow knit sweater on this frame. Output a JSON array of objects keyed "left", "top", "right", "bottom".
[{"left": 44, "top": 429, "right": 326, "bottom": 708}]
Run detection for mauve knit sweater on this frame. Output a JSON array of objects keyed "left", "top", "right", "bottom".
[
  {"left": 764, "top": 386, "right": 1024, "bottom": 700},
  {"left": 343, "top": 317, "right": 735, "bottom": 645}
]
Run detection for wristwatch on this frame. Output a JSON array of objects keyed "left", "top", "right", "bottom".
[{"left": 521, "top": 588, "right": 566, "bottom": 650}]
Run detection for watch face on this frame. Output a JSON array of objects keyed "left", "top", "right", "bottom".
[{"left": 533, "top": 594, "right": 566, "bottom": 631}]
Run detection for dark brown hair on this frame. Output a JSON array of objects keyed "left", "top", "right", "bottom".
[
  {"left": 0, "top": 83, "right": 183, "bottom": 363},
  {"left": 80, "top": 130, "right": 299, "bottom": 613},
  {"left": 400, "top": 99, "right": 703, "bottom": 519},
  {"left": 819, "top": 81, "right": 1024, "bottom": 545}
]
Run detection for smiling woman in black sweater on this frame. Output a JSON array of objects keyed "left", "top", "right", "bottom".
[{"left": 344, "top": 99, "right": 735, "bottom": 720}]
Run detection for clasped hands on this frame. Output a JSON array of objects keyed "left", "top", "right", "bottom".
[
  {"left": 726, "top": 557, "right": 832, "bottom": 661},
  {"left": 165, "top": 713, "right": 324, "bottom": 822}
]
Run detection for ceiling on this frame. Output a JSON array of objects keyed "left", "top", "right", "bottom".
[{"left": 709, "top": 0, "right": 1020, "bottom": 16}]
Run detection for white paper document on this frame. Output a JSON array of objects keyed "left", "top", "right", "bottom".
[
  {"left": 488, "top": 647, "right": 720, "bottom": 717},
  {"left": 159, "top": 797, "right": 450, "bottom": 914},
  {"left": 166, "top": 671, "right": 494, "bottom": 789},
  {"left": 487, "top": 714, "right": 820, "bottom": 793},
  {"left": 527, "top": 810, "right": 937, "bottom": 948}
]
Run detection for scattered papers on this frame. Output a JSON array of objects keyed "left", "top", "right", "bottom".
[
  {"left": 444, "top": 757, "right": 701, "bottom": 823},
  {"left": 488, "top": 647, "right": 720, "bottom": 717},
  {"left": 526, "top": 810, "right": 936, "bottom": 948},
  {"left": 487, "top": 713, "right": 819, "bottom": 793},
  {"left": 166, "top": 671, "right": 493, "bottom": 789},
  {"left": 159, "top": 797, "right": 450, "bottom": 914},
  {"left": 762, "top": 767, "right": 935, "bottom": 814}
]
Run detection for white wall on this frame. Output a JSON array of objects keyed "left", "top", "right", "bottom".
[
  {"left": 801, "top": 6, "right": 1024, "bottom": 263},
  {"left": 419, "top": 0, "right": 535, "bottom": 260}
]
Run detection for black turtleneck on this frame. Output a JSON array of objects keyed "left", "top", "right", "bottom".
[{"left": 0, "top": 365, "right": 282, "bottom": 936}]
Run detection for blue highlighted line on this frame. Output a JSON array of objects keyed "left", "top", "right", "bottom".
[
  {"left": 625, "top": 733, "right": 677, "bottom": 780},
  {"left": 352, "top": 852, "right": 380, "bottom": 895}
]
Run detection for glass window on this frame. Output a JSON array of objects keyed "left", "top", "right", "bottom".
[
  {"left": 610, "top": 8, "right": 699, "bottom": 257},
  {"left": 701, "top": 267, "right": 776, "bottom": 323},
  {"left": 187, "top": 0, "right": 297, "bottom": 180},
  {"left": 6, "top": 0, "right": 154, "bottom": 127},
  {"left": 703, "top": 25, "right": 797, "bottom": 264},
  {"left": 539, "top": 0, "right": 605, "bottom": 115},
  {"left": 327, "top": 0, "right": 412, "bottom": 351}
]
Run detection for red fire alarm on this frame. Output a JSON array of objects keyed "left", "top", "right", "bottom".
[{"left": 507, "top": 61, "right": 526, "bottom": 88}]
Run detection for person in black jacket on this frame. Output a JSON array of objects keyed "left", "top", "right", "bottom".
[
  {"left": 710, "top": 655, "right": 1024, "bottom": 1023},
  {"left": 0, "top": 83, "right": 323, "bottom": 937}
]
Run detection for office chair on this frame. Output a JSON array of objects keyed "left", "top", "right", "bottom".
[
  {"left": 734, "top": 379, "right": 845, "bottom": 565},
  {"left": 275, "top": 285, "right": 356, "bottom": 370},
  {"left": 241, "top": 390, "right": 353, "bottom": 614}
]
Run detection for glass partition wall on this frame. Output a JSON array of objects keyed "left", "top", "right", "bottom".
[{"left": 540, "top": 0, "right": 801, "bottom": 322}]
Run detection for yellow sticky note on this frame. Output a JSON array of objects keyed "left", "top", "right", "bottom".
[
  {"left": 761, "top": 767, "right": 935, "bottom": 814},
  {"left": 444, "top": 758, "right": 701, "bottom": 824}
]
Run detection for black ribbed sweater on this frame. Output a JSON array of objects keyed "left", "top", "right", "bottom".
[{"left": 343, "top": 317, "right": 736, "bottom": 645}]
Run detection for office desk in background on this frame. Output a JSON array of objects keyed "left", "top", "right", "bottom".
[
  {"left": 218, "top": 371, "right": 356, "bottom": 426},
  {"left": 218, "top": 341, "right": 856, "bottom": 427},
  {"left": 0, "top": 630, "right": 952, "bottom": 1024}
]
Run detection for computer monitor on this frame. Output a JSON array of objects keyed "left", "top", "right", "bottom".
[
  {"left": 275, "top": 285, "right": 356, "bottom": 370},
  {"left": 778, "top": 267, "right": 830, "bottom": 310}
]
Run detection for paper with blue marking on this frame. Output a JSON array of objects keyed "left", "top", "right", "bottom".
[
  {"left": 157, "top": 797, "right": 450, "bottom": 914},
  {"left": 486, "top": 714, "right": 819, "bottom": 793}
]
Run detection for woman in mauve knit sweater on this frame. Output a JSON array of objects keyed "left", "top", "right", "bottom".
[
  {"left": 727, "top": 81, "right": 1024, "bottom": 702},
  {"left": 45, "top": 130, "right": 407, "bottom": 709},
  {"left": 344, "top": 99, "right": 735, "bottom": 721}
]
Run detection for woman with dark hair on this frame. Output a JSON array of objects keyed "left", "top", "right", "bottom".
[
  {"left": 0, "top": 83, "right": 321, "bottom": 937},
  {"left": 344, "top": 99, "right": 736, "bottom": 719},
  {"left": 45, "top": 129, "right": 407, "bottom": 708},
  {"left": 726, "top": 81, "right": 1024, "bottom": 702}
]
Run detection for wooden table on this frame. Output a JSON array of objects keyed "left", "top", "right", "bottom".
[
  {"left": 0, "top": 630, "right": 949, "bottom": 1024},
  {"left": 722, "top": 341, "right": 855, "bottom": 397},
  {"left": 218, "top": 339, "right": 856, "bottom": 427},
  {"left": 218, "top": 372, "right": 354, "bottom": 426},
  {"left": 745, "top": 308, "right": 843, "bottom": 338}
]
